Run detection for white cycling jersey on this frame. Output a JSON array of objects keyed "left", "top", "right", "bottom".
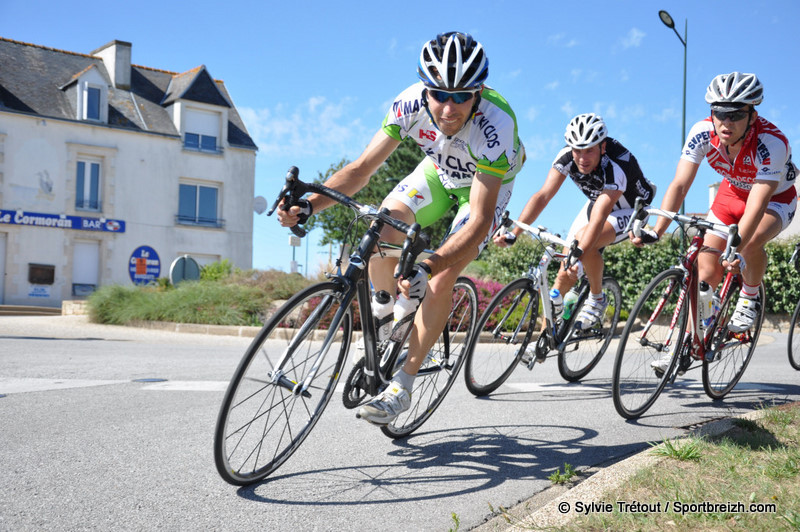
[{"left": 381, "top": 82, "right": 524, "bottom": 188}]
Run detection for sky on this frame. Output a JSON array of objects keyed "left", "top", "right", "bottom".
[{"left": 3, "top": 0, "right": 799, "bottom": 275}]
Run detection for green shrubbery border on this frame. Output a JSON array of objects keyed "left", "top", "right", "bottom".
[{"left": 476, "top": 234, "right": 800, "bottom": 315}]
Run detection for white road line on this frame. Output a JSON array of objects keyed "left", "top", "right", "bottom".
[
  {"left": 141, "top": 381, "right": 228, "bottom": 391},
  {"left": 0, "top": 377, "right": 127, "bottom": 394}
]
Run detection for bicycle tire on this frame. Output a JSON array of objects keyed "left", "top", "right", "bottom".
[
  {"left": 463, "top": 278, "right": 538, "bottom": 396},
  {"left": 381, "top": 277, "right": 478, "bottom": 438},
  {"left": 612, "top": 269, "right": 688, "bottom": 419},
  {"left": 702, "top": 282, "right": 765, "bottom": 399},
  {"left": 214, "top": 282, "right": 352, "bottom": 485},
  {"left": 558, "top": 277, "right": 622, "bottom": 382},
  {"left": 788, "top": 297, "right": 800, "bottom": 370}
]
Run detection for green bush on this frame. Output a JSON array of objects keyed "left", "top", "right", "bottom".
[{"left": 475, "top": 233, "right": 800, "bottom": 315}]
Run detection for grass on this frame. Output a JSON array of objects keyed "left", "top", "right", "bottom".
[
  {"left": 87, "top": 269, "right": 312, "bottom": 326},
  {"left": 550, "top": 401, "right": 800, "bottom": 531}
]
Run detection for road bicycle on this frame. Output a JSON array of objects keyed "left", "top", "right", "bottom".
[
  {"left": 213, "top": 167, "right": 478, "bottom": 485},
  {"left": 786, "top": 242, "right": 800, "bottom": 370},
  {"left": 612, "top": 200, "right": 765, "bottom": 419},
  {"left": 463, "top": 212, "right": 622, "bottom": 396}
]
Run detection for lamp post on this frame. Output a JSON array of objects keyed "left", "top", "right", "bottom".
[{"left": 659, "top": 9, "right": 687, "bottom": 215}]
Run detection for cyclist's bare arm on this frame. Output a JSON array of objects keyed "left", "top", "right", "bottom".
[
  {"left": 427, "top": 171, "right": 502, "bottom": 276},
  {"left": 494, "top": 167, "right": 566, "bottom": 246},
  {"left": 277, "top": 130, "right": 400, "bottom": 226},
  {"left": 630, "top": 159, "right": 699, "bottom": 246}
]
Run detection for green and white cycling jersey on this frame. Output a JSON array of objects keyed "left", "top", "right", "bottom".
[{"left": 381, "top": 82, "right": 524, "bottom": 188}]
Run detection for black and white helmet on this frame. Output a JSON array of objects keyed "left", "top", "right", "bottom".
[
  {"left": 705, "top": 72, "right": 764, "bottom": 111},
  {"left": 564, "top": 113, "right": 608, "bottom": 149},
  {"left": 417, "top": 32, "right": 488, "bottom": 90}
]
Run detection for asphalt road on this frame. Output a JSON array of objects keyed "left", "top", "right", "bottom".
[{"left": 1, "top": 316, "right": 799, "bottom": 531}]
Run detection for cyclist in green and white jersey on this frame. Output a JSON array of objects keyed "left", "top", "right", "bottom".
[{"left": 278, "top": 32, "right": 525, "bottom": 425}]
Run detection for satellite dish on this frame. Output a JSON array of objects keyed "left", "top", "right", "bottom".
[
  {"left": 169, "top": 255, "right": 201, "bottom": 286},
  {"left": 253, "top": 196, "right": 268, "bottom": 215}
]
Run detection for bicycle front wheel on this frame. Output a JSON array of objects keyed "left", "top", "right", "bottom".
[
  {"left": 703, "top": 282, "right": 765, "bottom": 399},
  {"left": 382, "top": 277, "right": 478, "bottom": 438},
  {"left": 214, "top": 282, "right": 352, "bottom": 485},
  {"left": 558, "top": 277, "right": 622, "bottom": 382},
  {"left": 612, "top": 269, "right": 688, "bottom": 419},
  {"left": 788, "top": 297, "right": 800, "bottom": 370},
  {"left": 464, "top": 278, "right": 539, "bottom": 396}
]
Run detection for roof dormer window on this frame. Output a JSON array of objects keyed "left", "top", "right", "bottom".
[{"left": 85, "top": 85, "right": 101, "bottom": 121}]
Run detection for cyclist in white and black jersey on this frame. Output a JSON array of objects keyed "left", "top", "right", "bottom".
[
  {"left": 496, "top": 113, "right": 655, "bottom": 332},
  {"left": 279, "top": 32, "right": 524, "bottom": 425}
]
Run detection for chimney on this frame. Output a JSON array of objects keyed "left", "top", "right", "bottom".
[{"left": 92, "top": 40, "right": 132, "bottom": 90}]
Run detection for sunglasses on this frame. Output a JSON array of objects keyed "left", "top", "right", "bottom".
[
  {"left": 427, "top": 89, "right": 477, "bottom": 104},
  {"left": 713, "top": 109, "right": 750, "bottom": 122}
]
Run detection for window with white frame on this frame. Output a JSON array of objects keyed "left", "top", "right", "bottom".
[
  {"left": 76, "top": 158, "right": 101, "bottom": 211},
  {"left": 183, "top": 108, "right": 221, "bottom": 153},
  {"left": 178, "top": 182, "right": 222, "bottom": 227},
  {"left": 85, "top": 86, "right": 101, "bottom": 120}
]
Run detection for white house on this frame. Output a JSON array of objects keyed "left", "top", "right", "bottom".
[{"left": 0, "top": 38, "right": 257, "bottom": 307}]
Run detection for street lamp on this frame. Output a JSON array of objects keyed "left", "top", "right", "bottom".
[{"left": 659, "top": 9, "right": 687, "bottom": 218}]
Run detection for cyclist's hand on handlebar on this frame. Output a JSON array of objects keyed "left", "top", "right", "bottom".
[
  {"left": 276, "top": 198, "right": 312, "bottom": 227},
  {"left": 629, "top": 228, "right": 659, "bottom": 247},
  {"left": 398, "top": 263, "right": 429, "bottom": 300},
  {"left": 721, "top": 253, "right": 745, "bottom": 274},
  {"left": 492, "top": 231, "right": 516, "bottom": 248}
]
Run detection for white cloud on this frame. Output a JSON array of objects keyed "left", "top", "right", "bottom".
[
  {"left": 545, "top": 81, "right": 559, "bottom": 91},
  {"left": 621, "top": 28, "right": 645, "bottom": 49},
  {"left": 547, "top": 33, "right": 579, "bottom": 47},
  {"left": 561, "top": 101, "right": 576, "bottom": 117},
  {"left": 526, "top": 106, "right": 540, "bottom": 122},
  {"left": 239, "top": 97, "right": 371, "bottom": 158}
]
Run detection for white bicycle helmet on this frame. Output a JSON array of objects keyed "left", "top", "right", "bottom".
[
  {"left": 705, "top": 72, "right": 764, "bottom": 111},
  {"left": 564, "top": 113, "right": 608, "bottom": 149},
  {"left": 417, "top": 32, "right": 488, "bottom": 90}
]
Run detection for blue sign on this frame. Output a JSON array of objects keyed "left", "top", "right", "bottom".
[
  {"left": 0, "top": 209, "right": 125, "bottom": 232},
  {"left": 129, "top": 246, "right": 161, "bottom": 285}
]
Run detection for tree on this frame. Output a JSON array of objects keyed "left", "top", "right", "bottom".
[{"left": 310, "top": 137, "right": 455, "bottom": 249}]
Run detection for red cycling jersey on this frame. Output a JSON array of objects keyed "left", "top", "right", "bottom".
[{"left": 681, "top": 116, "right": 797, "bottom": 205}]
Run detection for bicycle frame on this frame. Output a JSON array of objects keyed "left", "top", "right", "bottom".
[{"left": 628, "top": 203, "right": 743, "bottom": 370}]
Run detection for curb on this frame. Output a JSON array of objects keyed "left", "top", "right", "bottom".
[{"left": 472, "top": 408, "right": 776, "bottom": 531}]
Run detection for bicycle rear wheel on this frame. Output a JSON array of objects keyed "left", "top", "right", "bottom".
[
  {"left": 463, "top": 278, "right": 539, "bottom": 396},
  {"left": 214, "top": 282, "right": 352, "bottom": 485},
  {"left": 382, "top": 277, "right": 478, "bottom": 438},
  {"left": 612, "top": 269, "right": 688, "bottom": 419},
  {"left": 558, "top": 277, "right": 622, "bottom": 382},
  {"left": 703, "top": 281, "right": 765, "bottom": 399},
  {"left": 788, "top": 297, "right": 800, "bottom": 370}
]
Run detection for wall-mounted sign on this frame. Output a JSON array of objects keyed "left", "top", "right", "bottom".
[
  {"left": 129, "top": 246, "right": 161, "bottom": 285},
  {"left": 0, "top": 209, "right": 125, "bottom": 232}
]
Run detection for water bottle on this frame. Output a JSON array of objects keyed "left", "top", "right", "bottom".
[
  {"left": 549, "top": 289, "right": 563, "bottom": 319},
  {"left": 697, "top": 281, "right": 714, "bottom": 329},
  {"left": 562, "top": 288, "right": 580, "bottom": 320},
  {"left": 372, "top": 290, "right": 393, "bottom": 343},
  {"left": 391, "top": 294, "right": 419, "bottom": 341}
]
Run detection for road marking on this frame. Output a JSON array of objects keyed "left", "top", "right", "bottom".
[
  {"left": 0, "top": 377, "right": 127, "bottom": 394},
  {"left": 140, "top": 381, "right": 228, "bottom": 391}
]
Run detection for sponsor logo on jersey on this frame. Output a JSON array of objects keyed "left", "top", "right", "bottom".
[
  {"left": 406, "top": 188, "right": 425, "bottom": 205},
  {"left": 474, "top": 114, "right": 501, "bottom": 149},
  {"left": 687, "top": 130, "right": 711, "bottom": 150},
  {"left": 393, "top": 98, "right": 421, "bottom": 118},
  {"left": 743, "top": 156, "right": 752, "bottom": 166},
  {"left": 419, "top": 129, "right": 437, "bottom": 141}
]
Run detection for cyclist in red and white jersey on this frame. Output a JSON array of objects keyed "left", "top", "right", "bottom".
[
  {"left": 633, "top": 72, "right": 797, "bottom": 339},
  {"left": 278, "top": 32, "right": 524, "bottom": 425}
]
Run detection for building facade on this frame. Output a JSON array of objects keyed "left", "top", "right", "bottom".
[{"left": 0, "top": 38, "right": 257, "bottom": 306}]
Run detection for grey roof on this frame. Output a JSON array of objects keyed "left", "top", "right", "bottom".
[{"left": 0, "top": 37, "right": 256, "bottom": 150}]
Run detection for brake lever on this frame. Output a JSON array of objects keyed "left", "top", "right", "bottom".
[{"left": 267, "top": 166, "right": 307, "bottom": 237}]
